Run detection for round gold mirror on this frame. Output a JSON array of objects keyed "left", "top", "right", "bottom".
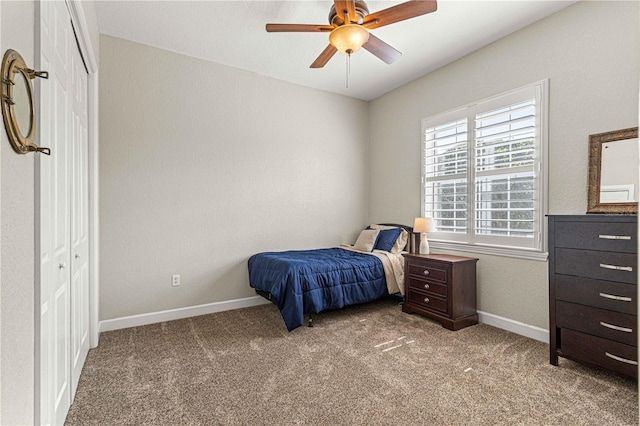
[
  {"left": 14, "top": 68, "right": 33, "bottom": 136},
  {"left": 1, "top": 49, "right": 50, "bottom": 155}
]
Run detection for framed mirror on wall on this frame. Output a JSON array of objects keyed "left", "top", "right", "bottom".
[
  {"left": 1, "top": 48, "right": 50, "bottom": 155},
  {"left": 587, "top": 127, "right": 638, "bottom": 214}
]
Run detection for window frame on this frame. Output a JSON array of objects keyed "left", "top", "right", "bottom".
[{"left": 421, "top": 80, "right": 549, "bottom": 261}]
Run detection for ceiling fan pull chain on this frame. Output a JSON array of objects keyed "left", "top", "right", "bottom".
[{"left": 345, "top": 53, "right": 350, "bottom": 89}]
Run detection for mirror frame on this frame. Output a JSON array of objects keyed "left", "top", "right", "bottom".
[
  {"left": 1, "top": 49, "right": 36, "bottom": 154},
  {"left": 587, "top": 127, "right": 638, "bottom": 214},
  {"left": 1, "top": 49, "right": 49, "bottom": 155}
]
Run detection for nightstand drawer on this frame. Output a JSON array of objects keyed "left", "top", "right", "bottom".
[
  {"left": 407, "top": 278, "right": 447, "bottom": 298},
  {"left": 560, "top": 329, "right": 637, "bottom": 377},
  {"left": 407, "top": 263, "right": 448, "bottom": 283},
  {"left": 406, "top": 289, "right": 447, "bottom": 314},
  {"left": 556, "top": 301, "right": 637, "bottom": 346}
]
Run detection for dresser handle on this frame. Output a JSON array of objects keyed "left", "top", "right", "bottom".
[
  {"left": 424, "top": 297, "right": 430, "bottom": 303},
  {"left": 605, "top": 352, "right": 638, "bottom": 366},
  {"left": 599, "top": 292, "right": 633, "bottom": 302},
  {"left": 599, "top": 263, "right": 633, "bottom": 272},
  {"left": 599, "top": 234, "right": 632, "bottom": 240},
  {"left": 424, "top": 284, "right": 430, "bottom": 290},
  {"left": 423, "top": 270, "right": 430, "bottom": 276},
  {"left": 600, "top": 321, "right": 633, "bottom": 333}
]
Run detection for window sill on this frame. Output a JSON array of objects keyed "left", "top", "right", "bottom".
[{"left": 429, "top": 241, "right": 548, "bottom": 261}]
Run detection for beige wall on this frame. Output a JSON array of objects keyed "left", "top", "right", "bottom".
[
  {"left": 1, "top": 2, "right": 36, "bottom": 423},
  {"left": 368, "top": 1, "right": 640, "bottom": 329},
  {"left": 99, "top": 36, "right": 370, "bottom": 320}
]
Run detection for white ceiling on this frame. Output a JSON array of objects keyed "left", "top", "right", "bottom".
[{"left": 94, "top": 0, "right": 578, "bottom": 101}]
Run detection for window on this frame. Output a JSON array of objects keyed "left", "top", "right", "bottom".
[{"left": 421, "top": 80, "right": 548, "bottom": 260}]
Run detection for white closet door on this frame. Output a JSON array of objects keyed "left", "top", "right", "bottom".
[
  {"left": 69, "top": 32, "right": 90, "bottom": 397},
  {"left": 39, "top": 1, "right": 72, "bottom": 424},
  {"left": 36, "top": 2, "right": 55, "bottom": 422},
  {"left": 38, "top": 1, "right": 89, "bottom": 424}
]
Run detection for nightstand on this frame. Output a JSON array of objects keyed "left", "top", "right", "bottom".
[{"left": 402, "top": 253, "right": 479, "bottom": 331}]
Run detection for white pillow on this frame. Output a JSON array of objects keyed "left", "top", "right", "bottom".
[
  {"left": 353, "top": 229, "right": 380, "bottom": 252},
  {"left": 369, "top": 224, "right": 409, "bottom": 254}
]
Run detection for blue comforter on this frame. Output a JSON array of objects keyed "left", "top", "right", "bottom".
[{"left": 248, "top": 247, "right": 387, "bottom": 331}]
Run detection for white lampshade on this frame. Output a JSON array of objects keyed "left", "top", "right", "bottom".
[
  {"left": 329, "top": 24, "right": 370, "bottom": 54},
  {"left": 413, "top": 217, "right": 435, "bottom": 234},
  {"left": 413, "top": 217, "right": 435, "bottom": 255}
]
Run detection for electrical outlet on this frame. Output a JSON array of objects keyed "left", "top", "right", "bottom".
[{"left": 172, "top": 274, "right": 181, "bottom": 287}]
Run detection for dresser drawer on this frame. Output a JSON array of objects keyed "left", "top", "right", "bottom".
[
  {"left": 555, "top": 275, "right": 637, "bottom": 315},
  {"left": 556, "top": 301, "right": 637, "bottom": 346},
  {"left": 407, "top": 262, "right": 448, "bottom": 284},
  {"left": 555, "top": 248, "right": 637, "bottom": 285},
  {"left": 554, "top": 220, "right": 636, "bottom": 252},
  {"left": 407, "top": 278, "right": 447, "bottom": 298},
  {"left": 560, "top": 328, "right": 637, "bottom": 377},
  {"left": 405, "top": 289, "right": 447, "bottom": 314}
]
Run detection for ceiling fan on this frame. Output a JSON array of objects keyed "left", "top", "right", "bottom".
[{"left": 266, "top": 0, "right": 438, "bottom": 68}]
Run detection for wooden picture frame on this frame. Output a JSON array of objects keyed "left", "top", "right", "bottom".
[{"left": 586, "top": 127, "right": 638, "bottom": 214}]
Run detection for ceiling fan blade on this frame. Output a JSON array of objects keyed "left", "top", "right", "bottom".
[
  {"left": 310, "top": 45, "right": 338, "bottom": 68},
  {"left": 363, "top": 0, "right": 437, "bottom": 30},
  {"left": 362, "top": 33, "right": 402, "bottom": 64},
  {"left": 334, "top": 0, "right": 358, "bottom": 23},
  {"left": 266, "top": 24, "right": 333, "bottom": 33}
]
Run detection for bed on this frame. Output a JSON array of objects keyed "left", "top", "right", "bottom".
[{"left": 248, "top": 224, "right": 413, "bottom": 331}]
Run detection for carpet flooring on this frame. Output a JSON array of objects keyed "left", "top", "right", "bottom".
[{"left": 65, "top": 297, "right": 638, "bottom": 425}]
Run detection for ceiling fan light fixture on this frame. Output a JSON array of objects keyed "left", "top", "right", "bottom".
[{"left": 329, "top": 24, "right": 369, "bottom": 55}]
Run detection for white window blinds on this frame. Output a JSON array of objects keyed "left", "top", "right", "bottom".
[
  {"left": 422, "top": 80, "right": 548, "bottom": 254},
  {"left": 423, "top": 115, "right": 468, "bottom": 237}
]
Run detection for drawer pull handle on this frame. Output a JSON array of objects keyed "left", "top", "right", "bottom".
[
  {"left": 599, "top": 321, "right": 633, "bottom": 333},
  {"left": 423, "top": 270, "right": 430, "bottom": 276},
  {"left": 424, "top": 297, "right": 430, "bottom": 303},
  {"left": 599, "top": 234, "right": 632, "bottom": 240},
  {"left": 599, "top": 263, "right": 633, "bottom": 272},
  {"left": 605, "top": 352, "right": 638, "bottom": 366},
  {"left": 424, "top": 284, "right": 430, "bottom": 290},
  {"left": 599, "top": 292, "right": 633, "bottom": 302}
]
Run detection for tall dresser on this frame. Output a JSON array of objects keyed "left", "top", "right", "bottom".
[{"left": 548, "top": 215, "right": 638, "bottom": 377}]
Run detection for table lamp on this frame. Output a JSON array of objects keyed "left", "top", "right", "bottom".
[{"left": 413, "top": 217, "right": 436, "bottom": 254}]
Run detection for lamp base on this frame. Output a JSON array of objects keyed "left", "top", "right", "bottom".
[{"left": 419, "top": 233, "right": 430, "bottom": 255}]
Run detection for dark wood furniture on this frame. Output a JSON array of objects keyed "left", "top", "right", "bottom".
[
  {"left": 402, "top": 253, "right": 478, "bottom": 330},
  {"left": 548, "top": 215, "right": 638, "bottom": 377}
]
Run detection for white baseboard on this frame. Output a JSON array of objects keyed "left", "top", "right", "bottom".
[
  {"left": 99, "top": 297, "right": 549, "bottom": 344},
  {"left": 478, "top": 310, "right": 549, "bottom": 343},
  {"left": 99, "top": 295, "right": 271, "bottom": 333}
]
